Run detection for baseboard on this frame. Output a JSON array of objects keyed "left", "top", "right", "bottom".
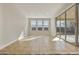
[{"left": 0, "top": 39, "right": 17, "bottom": 50}]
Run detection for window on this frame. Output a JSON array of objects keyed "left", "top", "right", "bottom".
[
  {"left": 31, "top": 20, "right": 37, "bottom": 27},
  {"left": 56, "top": 5, "right": 76, "bottom": 45},
  {"left": 43, "top": 20, "right": 49, "bottom": 30},
  {"left": 31, "top": 20, "right": 37, "bottom": 31},
  {"left": 32, "top": 27, "right": 36, "bottom": 30},
  {"left": 30, "top": 18, "right": 49, "bottom": 31},
  {"left": 37, "top": 20, "right": 42, "bottom": 27},
  {"left": 37, "top": 20, "right": 43, "bottom": 31},
  {"left": 43, "top": 20, "right": 49, "bottom": 27},
  {"left": 44, "top": 27, "right": 48, "bottom": 30},
  {"left": 38, "top": 27, "right": 42, "bottom": 31},
  {"left": 56, "top": 17, "right": 61, "bottom": 37},
  {"left": 66, "top": 6, "right": 76, "bottom": 44}
]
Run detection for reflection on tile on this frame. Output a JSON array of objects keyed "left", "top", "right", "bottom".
[{"left": 0, "top": 36, "right": 79, "bottom": 55}]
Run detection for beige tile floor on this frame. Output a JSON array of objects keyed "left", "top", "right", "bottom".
[{"left": 0, "top": 36, "right": 79, "bottom": 55}]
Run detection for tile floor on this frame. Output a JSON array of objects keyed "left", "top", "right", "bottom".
[{"left": 0, "top": 36, "right": 79, "bottom": 55}]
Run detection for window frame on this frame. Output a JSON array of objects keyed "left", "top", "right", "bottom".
[{"left": 30, "top": 18, "right": 50, "bottom": 31}]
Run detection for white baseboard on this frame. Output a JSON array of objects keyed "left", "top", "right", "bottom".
[{"left": 0, "top": 39, "right": 17, "bottom": 50}]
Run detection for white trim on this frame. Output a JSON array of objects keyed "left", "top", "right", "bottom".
[{"left": 0, "top": 39, "right": 17, "bottom": 50}]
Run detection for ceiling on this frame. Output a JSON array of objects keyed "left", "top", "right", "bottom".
[{"left": 12, "top": 3, "right": 72, "bottom": 18}]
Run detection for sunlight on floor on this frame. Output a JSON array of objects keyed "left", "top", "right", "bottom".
[
  {"left": 19, "top": 36, "right": 42, "bottom": 41},
  {"left": 52, "top": 37, "right": 63, "bottom": 41}
]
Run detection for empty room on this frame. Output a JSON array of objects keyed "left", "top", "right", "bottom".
[{"left": 1, "top": 3, "right": 79, "bottom": 55}]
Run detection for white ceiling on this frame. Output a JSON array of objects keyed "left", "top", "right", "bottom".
[{"left": 13, "top": 3, "right": 72, "bottom": 18}]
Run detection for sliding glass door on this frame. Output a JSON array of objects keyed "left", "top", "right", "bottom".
[
  {"left": 60, "top": 13, "right": 65, "bottom": 40},
  {"left": 56, "top": 4, "right": 78, "bottom": 45},
  {"left": 56, "top": 16, "right": 61, "bottom": 38},
  {"left": 77, "top": 4, "right": 79, "bottom": 45},
  {"left": 66, "top": 6, "right": 76, "bottom": 44}
]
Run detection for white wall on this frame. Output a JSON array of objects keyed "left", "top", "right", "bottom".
[
  {"left": 50, "top": 18, "right": 56, "bottom": 37},
  {"left": 24, "top": 18, "right": 29, "bottom": 36},
  {"left": 0, "top": 4, "right": 26, "bottom": 48},
  {"left": 0, "top": 4, "right": 3, "bottom": 45}
]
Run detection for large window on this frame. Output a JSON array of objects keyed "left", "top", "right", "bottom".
[
  {"left": 56, "top": 16, "right": 61, "bottom": 37},
  {"left": 56, "top": 4, "right": 77, "bottom": 45},
  {"left": 31, "top": 20, "right": 37, "bottom": 31},
  {"left": 43, "top": 20, "right": 49, "bottom": 31},
  {"left": 66, "top": 6, "right": 76, "bottom": 44},
  {"left": 37, "top": 20, "right": 43, "bottom": 31},
  {"left": 31, "top": 19, "right": 49, "bottom": 31},
  {"left": 60, "top": 13, "right": 65, "bottom": 40},
  {"left": 78, "top": 5, "right": 79, "bottom": 45}
]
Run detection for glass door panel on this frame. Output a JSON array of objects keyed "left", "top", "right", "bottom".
[
  {"left": 66, "top": 6, "right": 76, "bottom": 44},
  {"left": 60, "top": 13, "right": 65, "bottom": 40},
  {"left": 78, "top": 5, "right": 79, "bottom": 45},
  {"left": 56, "top": 16, "right": 61, "bottom": 38}
]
